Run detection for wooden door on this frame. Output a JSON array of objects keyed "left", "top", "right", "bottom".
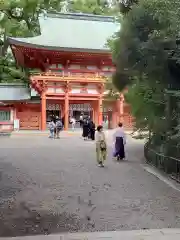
[{"left": 17, "top": 112, "right": 40, "bottom": 130}]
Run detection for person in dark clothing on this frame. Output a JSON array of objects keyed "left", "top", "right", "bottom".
[
  {"left": 89, "top": 121, "right": 96, "bottom": 140},
  {"left": 82, "top": 119, "right": 89, "bottom": 140},
  {"left": 79, "top": 114, "right": 84, "bottom": 128},
  {"left": 51, "top": 115, "right": 57, "bottom": 137},
  {"left": 86, "top": 116, "right": 91, "bottom": 139},
  {"left": 113, "top": 122, "right": 126, "bottom": 160},
  {"left": 114, "top": 137, "right": 125, "bottom": 160},
  {"left": 62, "top": 116, "right": 65, "bottom": 127}
]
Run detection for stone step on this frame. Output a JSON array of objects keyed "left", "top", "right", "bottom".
[
  {"left": 0, "top": 132, "right": 11, "bottom": 137},
  {"left": 0, "top": 229, "right": 180, "bottom": 240}
]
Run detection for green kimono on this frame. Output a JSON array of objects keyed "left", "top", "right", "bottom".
[{"left": 95, "top": 132, "right": 107, "bottom": 164}]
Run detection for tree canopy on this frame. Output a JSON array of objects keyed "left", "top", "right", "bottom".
[
  {"left": 119, "top": 0, "right": 138, "bottom": 14},
  {"left": 0, "top": 0, "right": 64, "bottom": 83},
  {"left": 111, "top": 0, "right": 180, "bottom": 137},
  {"left": 0, "top": 0, "right": 120, "bottom": 83},
  {"left": 68, "top": 0, "right": 117, "bottom": 15}
]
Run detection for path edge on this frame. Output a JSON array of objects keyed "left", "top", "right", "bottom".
[{"left": 141, "top": 163, "right": 180, "bottom": 192}]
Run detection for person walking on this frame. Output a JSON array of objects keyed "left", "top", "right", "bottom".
[
  {"left": 70, "top": 117, "right": 76, "bottom": 131},
  {"left": 89, "top": 120, "right": 96, "bottom": 140},
  {"left": 55, "top": 117, "right": 63, "bottom": 139},
  {"left": 87, "top": 116, "right": 92, "bottom": 139},
  {"left": 52, "top": 115, "right": 57, "bottom": 137},
  {"left": 79, "top": 113, "right": 83, "bottom": 128},
  {"left": 113, "top": 122, "right": 126, "bottom": 161},
  {"left": 48, "top": 119, "right": 55, "bottom": 139},
  {"left": 82, "top": 118, "right": 89, "bottom": 140},
  {"left": 95, "top": 125, "right": 107, "bottom": 167}
]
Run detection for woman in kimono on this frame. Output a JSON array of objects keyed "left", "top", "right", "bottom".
[
  {"left": 95, "top": 125, "right": 107, "bottom": 167},
  {"left": 113, "top": 123, "right": 126, "bottom": 161}
]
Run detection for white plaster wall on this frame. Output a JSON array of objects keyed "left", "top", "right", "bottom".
[
  {"left": 87, "top": 65, "right": 98, "bottom": 70},
  {"left": 69, "top": 84, "right": 81, "bottom": 94},
  {"left": 47, "top": 88, "right": 55, "bottom": 93},
  {"left": 56, "top": 83, "right": 63, "bottom": 87},
  {"left": 70, "top": 88, "right": 81, "bottom": 94},
  {"left": 49, "top": 64, "right": 56, "bottom": 68},
  {"left": 68, "top": 64, "right": 80, "bottom": 69},
  {"left": 70, "top": 83, "right": 100, "bottom": 94},
  {"left": 87, "top": 89, "right": 98, "bottom": 94},
  {"left": 31, "top": 88, "right": 39, "bottom": 97},
  {"left": 87, "top": 84, "right": 99, "bottom": 94},
  {"left": 55, "top": 88, "right": 64, "bottom": 93}
]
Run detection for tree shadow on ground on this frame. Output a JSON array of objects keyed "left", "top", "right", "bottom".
[{"left": 0, "top": 205, "right": 88, "bottom": 237}]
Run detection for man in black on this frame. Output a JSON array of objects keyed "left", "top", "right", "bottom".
[
  {"left": 89, "top": 120, "right": 96, "bottom": 140},
  {"left": 82, "top": 118, "right": 89, "bottom": 140}
]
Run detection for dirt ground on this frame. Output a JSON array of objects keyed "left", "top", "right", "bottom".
[{"left": 0, "top": 133, "right": 180, "bottom": 237}]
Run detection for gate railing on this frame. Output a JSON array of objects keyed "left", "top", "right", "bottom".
[{"left": 144, "top": 143, "right": 180, "bottom": 183}]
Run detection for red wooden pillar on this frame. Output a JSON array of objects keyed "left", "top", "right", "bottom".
[
  {"left": 64, "top": 86, "right": 69, "bottom": 130},
  {"left": 59, "top": 104, "right": 62, "bottom": 118},
  {"left": 108, "top": 111, "right": 111, "bottom": 129},
  {"left": 92, "top": 108, "right": 95, "bottom": 123},
  {"left": 111, "top": 102, "right": 116, "bottom": 128},
  {"left": 116, "top": 94, "right": 124, "bottom": 123},
  {"left": 91, "top": 101, "right": 96, "bottom": 124},
  {"left": 13, "top": 105, "right": 17, "bottom": 119},
  {"left": 62, "top": 104, "right": 65, "bottom": 119},
  {"left": 120, "top": 94, "right": 124, "bottom": 123},
  {"left": 98, "top": 96, "right": 103, "bottom": 125},
  {"left": 41, "top": 91, "right": 46, "bottom": 131}
]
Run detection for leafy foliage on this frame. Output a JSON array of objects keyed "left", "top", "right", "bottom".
[
  {"left": 104, "top": 77, "right": 120, "bottom": 100},
  {"left": 68, "top": 0, "right": 119, "bottom": 15},
  {"left": 111, "top": 0, "right": 180, "bottom": 137},
  {"left": 0, "top": 0, "right": 120, "bottom": 84},
  {"left": 0, "top": 0, "right": 64, "bottom": 83},
  {"left": 125, "top": 76, "right": 166, "bottom": 132},
  {"left": 119, "top": 0, "right": 138, "bottom": 14}
]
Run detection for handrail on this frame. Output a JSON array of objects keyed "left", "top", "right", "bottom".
[
  {"left": 144, "top": 143, "right": 180, "bottom": 182},
  {"left": 144, "top": 145, "right": 180, "bottom": 162},
  {"left": 32, "top": 71, "right": 107, "bottom": 79}
]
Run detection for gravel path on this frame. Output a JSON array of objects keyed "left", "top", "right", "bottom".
[{"left": 0, "top": 133, "right": 180, "bottom": 237}]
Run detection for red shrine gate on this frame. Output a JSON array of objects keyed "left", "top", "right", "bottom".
[{"left": 7, "top": 12, "right": 134, "bottom": 130}]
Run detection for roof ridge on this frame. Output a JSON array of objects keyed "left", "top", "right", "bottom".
[{"left": 47, "top": 12, "right": 115, "bottom": 22}]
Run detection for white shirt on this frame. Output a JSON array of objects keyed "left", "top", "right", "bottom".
[
  {"left": 95, "top": 131, "right": 106, "bottom": 142},
  {"left": 71, "top": 118, "right": 76, "bottom": 124},
  {"left": 113, "top": 127, "right": 126, "bottom": 144}
]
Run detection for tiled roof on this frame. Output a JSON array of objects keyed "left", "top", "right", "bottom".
[
  {"left": 0, "top": 84, "right": 30, "bottom": 101},
  {"left": 8, "top": 12, "right": 120, "bottom": 52}
]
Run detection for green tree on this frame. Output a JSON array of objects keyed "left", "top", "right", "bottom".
[
  {"left": 68, "top": 0, "right": 118, "bottom": 15},
  {"left": 119, "top": 0, "right": 138, "bottom": 14},
  {"left": 0, "top": 0, "right": 63, "bottom": 83},
  {"left": 111, "top": 0, "right": 180, "bottom": 138}
]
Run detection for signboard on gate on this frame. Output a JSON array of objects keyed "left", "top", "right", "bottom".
[{"left": 14, "top": 119, "right": 20, "bottom": 131}]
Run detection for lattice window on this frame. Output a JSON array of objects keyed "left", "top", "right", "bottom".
[
  {"left": 46, "top": 104, "right": 61, "bottom": 110},
  {"left": 0, "top": 111, "right": 10, "bottom": 121},
  {"left": 103, "top": 107, "right": 112, "bottom": 112},
  {"left": 87, "top": 65, "right": 97, "bottom": 70},
  {"left": 69, "top": 104, "right": 92, "bottom": 111},
  {"left": 49, "top": 64, "right": 57, "bottom": 69}
]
